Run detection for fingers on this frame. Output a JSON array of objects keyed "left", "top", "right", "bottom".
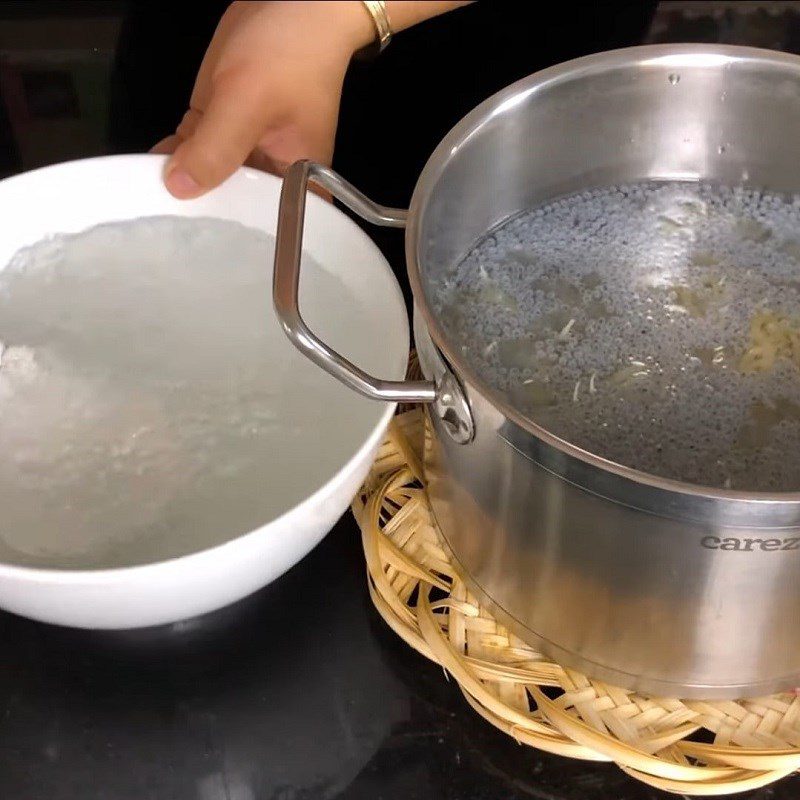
[
  {"left": 161, "top": 109, "right": 337, "bottom": 203},
  {"left": 150, "top": 109, "right": 202, "bottom": 158},
  {"left": 150, "top": 135, "right": 181, "bottom": 155},
  {"left": 164, "top": 71, "right": 277, "bottom": 199},
  {"left": 156, "top": 1, "right": 356, "bottom": 200}
]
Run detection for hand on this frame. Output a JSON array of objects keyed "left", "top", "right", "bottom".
[{"left": 154, "top": 1, "right": 374, "bottom": 199}]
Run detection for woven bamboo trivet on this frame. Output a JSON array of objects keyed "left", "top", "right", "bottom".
[{"left": 352, "top": 407, "right": 800, "bottom": 796}]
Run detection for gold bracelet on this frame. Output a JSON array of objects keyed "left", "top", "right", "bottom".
[{"left": 361, "top": 0, "right": 392, "bottom": 54}]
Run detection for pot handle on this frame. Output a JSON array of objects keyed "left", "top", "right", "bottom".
[{"left": 273, "top": 160, "right": 437, "bottom": 403}]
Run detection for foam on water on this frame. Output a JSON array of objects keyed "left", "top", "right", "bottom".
[
  {"left": 0, "top": 217, "right": 373, "bottom": 568},
  {"left": 436, "top": 181, "right": 800, "bottom": 491}
]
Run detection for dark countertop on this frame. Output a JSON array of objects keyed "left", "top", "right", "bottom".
[
  {"left": 0, "top": 519, "right": 688, "bottom": 800},
  {"left": 2, "top": 3, "right": 800, "bottom": 798}
]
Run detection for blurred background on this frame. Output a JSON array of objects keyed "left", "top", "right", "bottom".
[
  {"left": 2, "top": 4, "right": 800, "bottom": 799},
  {"left": 0, "top": 1, "right": 799, "bottom": 177}
]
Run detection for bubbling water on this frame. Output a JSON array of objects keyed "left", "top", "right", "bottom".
[
  {"left": 436, "top": 181, "right": 800, "bottom": 491},
  {"left": 0, "top": 216, "right": 375, "bottom": 568}
]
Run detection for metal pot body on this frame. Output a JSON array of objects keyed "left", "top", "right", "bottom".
[
  {"left": 274, "top": 46, "right": 800, "bottom": 698},
  {"left": 415, "top": 314, "right": 800, "bottom": 699}
]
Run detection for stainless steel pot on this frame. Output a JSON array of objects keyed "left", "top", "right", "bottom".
[{"left": 273, "top": 45, "right": 800, "bottom": 699}]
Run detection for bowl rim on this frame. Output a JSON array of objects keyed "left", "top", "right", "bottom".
[{"left": 0, "top": 153, "right": 407, "bottom": 579}]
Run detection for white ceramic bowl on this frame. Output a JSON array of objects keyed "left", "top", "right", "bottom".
[{"left": 0, "top": 155, "right": 408, "bottom": 629}]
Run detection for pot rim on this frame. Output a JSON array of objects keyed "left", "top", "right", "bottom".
[{"left": 407, "top": 43, "right": 800, "bottom": 505}]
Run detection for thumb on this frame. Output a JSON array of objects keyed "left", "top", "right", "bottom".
[{"left": 164, "top": 73, "right": 274, "bottom": 199}]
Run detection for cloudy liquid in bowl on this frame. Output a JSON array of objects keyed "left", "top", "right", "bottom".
[
  {"left": 436, "top": 181, "right": 800, "bottom": 491},
  {"left": 0, "top": 217, "right": 375, "bottom": 569}
]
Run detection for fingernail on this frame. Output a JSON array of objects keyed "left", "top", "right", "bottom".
[{"left": 165, "top": 168, "right": 202, "bottom": 199}]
